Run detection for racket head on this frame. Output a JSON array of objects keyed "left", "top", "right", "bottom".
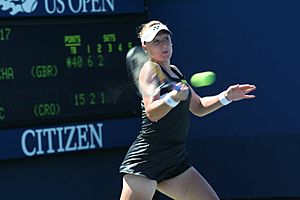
[
  {"left": 126, "top": 45, "right": 149, "bottom": 97},
  {"left": 126, "top": 45, "right": 179, "bottom": 97}
]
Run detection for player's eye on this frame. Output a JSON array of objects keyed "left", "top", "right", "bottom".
[{"left": 152, "top": 39, "right": 161, "bottom": 45}]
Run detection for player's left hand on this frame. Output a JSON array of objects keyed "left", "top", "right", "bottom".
[{"left": 225, "top": 84, "right": 256, "bottom": 101}]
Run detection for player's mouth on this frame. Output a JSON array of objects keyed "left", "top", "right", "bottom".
[{"left": 162, "top": 50, "right": 169, "bottom": 55}]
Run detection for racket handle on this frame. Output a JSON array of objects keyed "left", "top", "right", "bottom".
[{"left": 172, "top": 84, "right": 181, "bottom": 91}]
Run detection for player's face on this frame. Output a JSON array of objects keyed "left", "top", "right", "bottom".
[{"left": 145, "top": 31, "right": 173, "bottom": 63}]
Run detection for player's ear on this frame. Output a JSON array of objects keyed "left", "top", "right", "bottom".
[
  {"left": 142, "top": 44, "right": 147, "bottom": 51},
  {"left": 142, "top": 45, "right": 149, "bottom": 55}
]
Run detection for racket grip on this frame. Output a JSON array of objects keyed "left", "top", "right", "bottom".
[{"left": 172, "top": 84, "right": 181, "bottom": 91}]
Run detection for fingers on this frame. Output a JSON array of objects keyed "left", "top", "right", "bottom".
[
  {"left": 231, "top": 84, "right": 256, "bottom": 94},
  {"left": 244, "top": 94, "right": 256, "bottom": 99},
  {"left": 240, "top": 85, "right": 256, "bottom": 96},
  {"left": 172, "top": 82, "right": 189, "bottom": 101},
  {"left": 226, "top": 83, "right": 256, "bottom": 101},
  {"left": 237, "top": 84, "right": 256, "bottom": 91}
]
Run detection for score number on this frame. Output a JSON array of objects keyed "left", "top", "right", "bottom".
[
  {"left": 74, "top": 92, "right": 106, "bottom": 106},
  {"left": 0, "top": 27, "right": 11, "bottom": 41}
]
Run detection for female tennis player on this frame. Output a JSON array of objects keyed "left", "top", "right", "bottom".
[{"left": 119, "top": 20, "right": 256, "bottom": 200}]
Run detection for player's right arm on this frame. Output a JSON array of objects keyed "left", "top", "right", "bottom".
[{"left": 139, "top": 61, "right": 187, "bottom": 122}]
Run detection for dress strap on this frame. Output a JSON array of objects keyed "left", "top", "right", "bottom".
[{"left": 159, "top": 65, "right": 185, "bottom": 81}]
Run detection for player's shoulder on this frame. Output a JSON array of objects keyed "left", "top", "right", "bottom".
[
  {"left": 141, "top": 61, "right": 160, "bottom": 74},
  {"left": 139, "top": 61, "right": 158, "bottom": 81},
  {"left": 144, "top": 60, "right": 159, "bottom": 67}
]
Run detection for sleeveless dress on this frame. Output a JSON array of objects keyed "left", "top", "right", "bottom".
[{"left": 119, "top": 66, "right": 192, "bottom": 183}]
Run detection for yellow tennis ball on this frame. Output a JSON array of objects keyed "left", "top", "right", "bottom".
[{"left": 190, "top": 71, "right": 216, "bottom": 87}]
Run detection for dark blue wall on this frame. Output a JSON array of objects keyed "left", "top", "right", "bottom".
[
  {"left": 147, "top": 0, "right": 300, "bottom": 137},
  {"left": 146, "top": 0, "right": 300, "bottom": 199},
  {"left": 0, "top": 148, "right": 127, "bottom": 200}
]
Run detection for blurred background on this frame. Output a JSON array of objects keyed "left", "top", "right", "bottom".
[{"left": 0, "top": 0, "right": 299, "bottom": 199}]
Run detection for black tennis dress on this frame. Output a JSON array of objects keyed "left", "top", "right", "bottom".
[{"left": 119, "top": 66, "right": 192, "bottom": 183}]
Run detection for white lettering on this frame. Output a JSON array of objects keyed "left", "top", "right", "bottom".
[
  {"left": 91, "top": 0, "right": 101, "bottom": 12},
  {"left": 43, "top": 128, "right": 56, "bottom": 153},
  {"left": 64, "top": 126, "right": 77, "bottom": 151},
  {"left": 44, "top": 0, "right": 115, "bottom": 14},
  {"left": 77, "top": 125, "right": 89, "bottom": 150},
  {"left": 21, "top": 123, "right": 104, "bottom": 157},
  {"left": 56, "top": 127, "right": 65, "bottom": 152},
  {"left": 21, "top": 129, "right": 36, "bottom": 156},
  {"left": 68, "top": 0, "right": 82, "bottom": 13},
  {"left": 90, "top": 123, "right": 103, "bottom": 148},
  {"left": 56, "top": 0, "right": 65, "bottom": 14},
  {"left": 36, "top": 129, "right": 44, "bottom": 155},
  {"left": 45, "top": 0, "right": 56, "bottom": 14},
  {"left": 81, "top": 0, "right": 90, "bottom": 13},
  {"left": 45, "top": 0, "right": 65, "bottom": 14},
  {"left": 102, "top": 0, "right": 114, "bottom": 12}
]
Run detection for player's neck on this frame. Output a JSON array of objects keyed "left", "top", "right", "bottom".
[
  {"left": 160, "top": 64, "right": 175, "bottom": 77},
  {"left": 152, "top": 60, "right": 170, "bottom": 70}
]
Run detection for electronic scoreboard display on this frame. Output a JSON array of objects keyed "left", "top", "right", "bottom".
[
  {"left": 0, "top": 1, "right": 146, "bottom": 160},
  {"left": 0, "top": 17, "right": 144, "bottom": 129}
]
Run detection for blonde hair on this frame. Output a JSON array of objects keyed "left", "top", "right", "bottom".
[{"left": 138, "top": 20, "right": 163, "bottom": 39}]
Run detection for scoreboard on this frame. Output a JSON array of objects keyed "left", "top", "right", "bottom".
[
  {"left": 0, "top": 18, "right": 142, "bottom": 129},
  {"left": 0, "top": 0, "right": 146, "bottom": 160}
]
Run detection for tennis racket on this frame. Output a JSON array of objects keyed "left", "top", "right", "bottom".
[{"left": 126, "top": 45, "right": 180, "bottom": 97}]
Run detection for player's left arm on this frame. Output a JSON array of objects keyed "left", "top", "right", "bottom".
[
  {"left": 189, "top": 88, "right": 223, "bottom": 117},
  {"left": 189, "top": 84, "right": 256, "bottom": 117}
]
